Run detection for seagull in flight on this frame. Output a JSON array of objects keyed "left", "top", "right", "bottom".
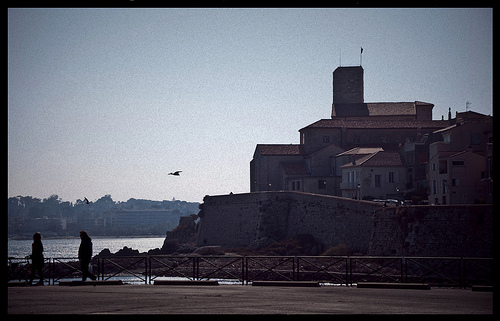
[
  {"left": 168, "top": 171, "right": 182, "bottom": 176},
  {"left": 84, "top": 197, "right": 90, "bottom": 204}
]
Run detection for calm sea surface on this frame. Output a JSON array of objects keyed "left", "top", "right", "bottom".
[{"left": 8, "top": 237, "right": 166, "bottom": 258}]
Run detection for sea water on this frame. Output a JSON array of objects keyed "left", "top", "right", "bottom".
[{"left": 8, "top": 236, "right": 166, "bottom": 258}]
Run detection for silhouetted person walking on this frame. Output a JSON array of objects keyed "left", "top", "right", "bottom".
[
  {"left": 28, "top": 232, "right": 44, "bottom": 285},
  {"left": 79, "top": 231, "right": 97, "bottom": 281}
]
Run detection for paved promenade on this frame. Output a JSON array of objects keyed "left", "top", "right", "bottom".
[{"left": 8, "top": 284, "right": 492, "bottom": 314}]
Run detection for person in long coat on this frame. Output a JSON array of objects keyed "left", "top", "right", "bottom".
[
  {"left": 78, "top": 230, "right": 97, "bottom": 281},
  {"left": 28, "top": 232, "right": 44, "bottom": 285}
]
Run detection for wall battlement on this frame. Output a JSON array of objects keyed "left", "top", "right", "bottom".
[
  {"left": 195, "top": 192, "right": 492, "bottom": 257},
  {"left": 196, "top": 191, "right": 380, "bottom": 253}
]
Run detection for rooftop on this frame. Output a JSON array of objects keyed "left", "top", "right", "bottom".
[
  {"left": 300, "top": 119, "right": 450, "bottom": 131},
  {"left": 335, "top": 147, "right": 384, "bottom": 157},
  {"left": 256, "top": 144, "right": 305, "bottom": 156},
  {"left": 332, "top": 101, "right": 434, "bottom": 118},
  {"left": 340, "top": 150, "right": 404, "bottom": 168}
]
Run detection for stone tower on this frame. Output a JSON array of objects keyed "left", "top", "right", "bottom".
[{"left": 331, "top": 66, "right": 364, "bottom": 117}]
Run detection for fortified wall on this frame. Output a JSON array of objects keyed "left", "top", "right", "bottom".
[
  {"left": 369, "top": 204, "right": 493, "bottom": 257},
  {"left": 196, "top": 191, "right": 381, "bottom": 253},
  {"left": 195, "top": 191, "right": 492, "bottom": 257}
]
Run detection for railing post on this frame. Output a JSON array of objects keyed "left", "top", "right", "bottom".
[
  {"left": 245, "top": 256, "right": 248, "bottom": 285},
  {"left": 400, "top": 257, "right": 403, "bottom": 283},
  {"left": 403, "top": 257, "right": 408, "bottom": 283},
  {"left": 144, "top": 257, "right": 148, "bottom": 285},
  {"left": 459, "top": 257, "right": 463, "bottom": 289},
  {"left": 49, "top": 258, "right": 53, "bottom": 285},
  {"left": 293, "top": 256, "right": 296, "bottom": 281},
  {"left": 345, "top": 257, "right": 349, "bottom": 286},
  {"left": 241, "top": 256, "right": 245, "bottom": 285},
  {"left": 148, "top": 256, "right": 151, "bottom": 284},
  {"left": 351, "top": 256, "right": 355, "bottom": 286},
  {"left": 193, "top": 256, "right": 197, "bottom": 280},
  {"left": 295, "top": 257, "right": 300, "bottom": 281},
  {"left": 96, "top": 258, "right": 100, "bottom": 281},
  {"left": 100, "top": 257, "right": 103, "bottom": 281}
]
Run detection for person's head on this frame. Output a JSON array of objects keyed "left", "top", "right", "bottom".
[
  {"left": 33, "top": 232, "right": 42, "bottom": 242},
  {"left": 80, "top": 230, "right": 89, "bottom": 240}
]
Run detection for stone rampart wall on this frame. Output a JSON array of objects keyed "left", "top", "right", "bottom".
[
  {"left": 369, "top": 204, "right": 493, "bottom": 257},
  {"left": 195, "top": 191, "right": 492, "bottom": 257},
  {"left": 196, "top": 192, "right": 380, "bottom": 253}
]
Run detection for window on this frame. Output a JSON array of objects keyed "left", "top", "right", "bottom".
[
  {"left": 452, "top": 178, "right": 460, "bottom": 186},
  {"left": 439, "top": 160, "right": 448, "bottom": 174},
  {"left": 452, "top": 160, "right": 465, "bottom": 166},
  {"left": 471, "top": 133, "right": 481, "bottom": 145},
  {"left": 292, "top": 182, "right": 295, "bottom": 190},
  {"left": 375, "top": 175, "right": 381, "bottom": 188},
  {"left": 388, "top": 172, "right": 395, "bottom": 183},
  {"left": 432, "top": 163, "right": 437, "bottom": 171},
  {"left": 318, "top": 180, "right": 327, "bottom": 189},
  {"left": 432, "top": 180, "right": 437, "bottom": 194},
  {"left": 442, "top": 179, "right": 447, "bottom": 193},
  {"left": 296, "top": 181, "right": 300, "bottom": 191}
]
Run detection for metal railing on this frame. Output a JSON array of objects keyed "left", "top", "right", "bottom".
[
  {"left": 100, "top": 256, "right": 148, "bottom": 284},
  {"left": 245, "top": 256, "right": 295, "bottom": 284},
  {"left": 7, "top": 257, "right": 51, "bottom": 284},
  {"left": 149, "top": 256, "right": 196, "bottom": 283},
  {"left": 297, "top": 256, "right": 349, "bottom": 285},
  {"left": 350, "top": 256, "right": 404, "bottom": 285},
  {"left": 7, "top": 256, "right": 493, "bottom": 287},
  {"left": 50, "top": 257, "right": 100, "bottom": 285},
  {"left": 197, "top": 256, "right": 244, "bottom": 284}
]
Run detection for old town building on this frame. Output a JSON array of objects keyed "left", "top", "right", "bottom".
[{"left": 250, "top": 65, "right": 491, "bottom": 204}]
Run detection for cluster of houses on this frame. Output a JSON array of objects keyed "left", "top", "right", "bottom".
[{"left": 250, "top": 66, "right": 492, "bottom": 205}]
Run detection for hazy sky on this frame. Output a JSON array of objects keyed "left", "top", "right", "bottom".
[{"left": 8, "top": 8, "right": 493, "bottom": 203}]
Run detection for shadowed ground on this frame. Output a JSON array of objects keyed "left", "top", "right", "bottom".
[{"left": 8, "top": 284, "right": 492, "bottom": 314}]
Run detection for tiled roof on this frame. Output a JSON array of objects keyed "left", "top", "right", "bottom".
[
  {"left": 433, "top": 124, "right": 457, "bottom": 134},
  {"left": 256, "top": 144, "right": 305, "bottom": 156},
  {"left": 341, "top": 151, "right": 403, "bottom": 168},
  {"left": 333, "top": 102, "right": 418, "bottom": 117},
  {"left": 367, "top": 102, "right": 417, "bottom": 116},
  {"left": 300, "top": 119, "right": 450, "bottom": 130},
  {"left": 281, "top": 162, "right": 310, "bottom": 175},
  {"left": 335, "top": 147, "right": 383, "bottom": 157}
]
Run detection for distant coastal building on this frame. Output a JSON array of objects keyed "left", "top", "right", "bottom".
[
  {"left": 110, "top": 210, "right": 176, "bottom": 228},
  {"left": 251, "top": 65, "right": 450, "bottom": 199}
]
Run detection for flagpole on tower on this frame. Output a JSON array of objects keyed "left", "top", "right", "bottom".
[{"left": 360, "top": 47, "right": 363, "bottom": 66}]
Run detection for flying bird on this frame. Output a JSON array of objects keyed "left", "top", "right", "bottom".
[
  {"left": 168, "top": 171, "right": 182, "bottom": 176},
  {"left": 84, "top": 197, "right": 90, "bottom": 204}
]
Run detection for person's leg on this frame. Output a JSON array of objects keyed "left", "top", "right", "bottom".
[
  {"left": 88, "top": 263, "right": 96, "bottom": 281},
  {"left": 36, "top": 266, "right": 44, "bottom": 285},
  {"left": 80, "top": 261, "right": 88, "bottom": 281},
  {"left": 28, "top": 266, "right": 36, "bottom": 285}
]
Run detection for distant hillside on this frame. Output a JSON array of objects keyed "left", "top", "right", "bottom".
[{"left": 8, "top": 194, "right": 200, "bottom": 238}]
